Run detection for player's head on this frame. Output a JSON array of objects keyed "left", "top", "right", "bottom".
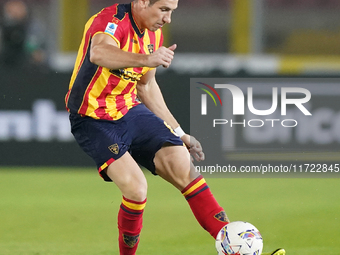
[{"left": 133, "top": 0, "right": 178, "bottom": 32}]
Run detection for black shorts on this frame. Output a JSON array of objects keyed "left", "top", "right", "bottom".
[{"left": 69, "top": 104, "right": 184, "bottom": 181}]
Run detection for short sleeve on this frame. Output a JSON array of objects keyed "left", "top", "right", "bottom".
[{"left": 89, "top": 13, "right": 125, "bottom": 48}]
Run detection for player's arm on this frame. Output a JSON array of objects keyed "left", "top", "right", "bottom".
[
  {"left": 137, "top": 69, "right": 178, "bottom": 129},
  {"left": 137, "top": 69, "right": 204, "bottom": 162},
  {"left": 90, "top": 33, "right": 176, "bottom": 69}
]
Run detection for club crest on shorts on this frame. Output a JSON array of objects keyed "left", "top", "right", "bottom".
[
  {"left": 123, "top": 234, "right": 139, "bottom": 248},
  {"left": 108, "top": 143, "right": 119, "bottom": 154},
  {"left": 147, "top": 44, "right": 154, "bottom": 54},
  {"left": 214, "top": 211, "right": 229, "bottom": 222}
]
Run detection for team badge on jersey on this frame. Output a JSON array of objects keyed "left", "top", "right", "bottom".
[
  {"left": 105, "top": 22, "right": 118, "bottom": 36},
  {"left": 147, "top": 44, "right": 154, "bottom": 54}
]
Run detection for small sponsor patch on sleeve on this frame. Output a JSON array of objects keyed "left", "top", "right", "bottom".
[{"left": 105, "top": 22, "right": 118, "bottom": 36}]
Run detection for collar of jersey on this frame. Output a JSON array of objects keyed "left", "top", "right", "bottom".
[{"left": 129, "top": 3, "right": 145, "bottom": 38}]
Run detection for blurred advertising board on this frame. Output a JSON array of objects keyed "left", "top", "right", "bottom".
[{"left": 190, "top": 78, "right": 340, "bottom": 177}]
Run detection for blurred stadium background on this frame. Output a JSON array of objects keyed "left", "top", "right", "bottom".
[
  {"left": 0, "top": 1, "right": 340, "bottom": 254},
  {"left": 1, "top": 0, "right": 340, "bottom": 166}
]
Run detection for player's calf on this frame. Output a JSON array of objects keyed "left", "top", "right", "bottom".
[{"left": 182, "top": 175, "right": 229, "bottom": 238}]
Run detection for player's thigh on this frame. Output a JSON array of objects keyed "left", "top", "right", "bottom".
[
  {"left": 154, "top": 145, "right": 200, "bottom": 190},
  {"left": 104, "top": 151, "right": 147, "bottom": 202}
]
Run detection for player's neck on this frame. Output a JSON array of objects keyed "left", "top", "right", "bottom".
[{"left": 131, "top": 1, "right": 145, "bottom": 33}]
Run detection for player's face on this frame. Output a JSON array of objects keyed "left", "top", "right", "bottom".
[{"left": 142, "top": 0, "right": 178, "bottom": 31}]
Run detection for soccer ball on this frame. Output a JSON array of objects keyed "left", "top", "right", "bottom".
[{"left": 215, "top": 221, "right": 263, "bottom": 255}]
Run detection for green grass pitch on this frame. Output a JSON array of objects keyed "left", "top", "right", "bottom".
[{"left": 0, "top": 167, "right": 339, "bottom": 255}]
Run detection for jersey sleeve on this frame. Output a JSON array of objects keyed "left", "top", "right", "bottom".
[{"left": 89, "top": 12, "right": 126, "bottom": 48}]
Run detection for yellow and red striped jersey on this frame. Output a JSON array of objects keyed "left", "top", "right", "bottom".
[{"left": 65, "top": 3, "right": 163, "bottom": 120}]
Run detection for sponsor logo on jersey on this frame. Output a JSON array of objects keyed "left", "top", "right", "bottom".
[
  {"left": 105, "top": 22, "right": 118, "bottom": 36},
  {"left": 110, "top": 68, "right": 142, "bottom": 81}
]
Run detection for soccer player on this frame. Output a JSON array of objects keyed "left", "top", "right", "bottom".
[{"left": 65, "top": 0, "right": 229, "bottom": 254}]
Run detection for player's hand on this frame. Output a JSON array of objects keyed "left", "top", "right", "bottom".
[
  {"left": 147, "top": 44, "right": 177, "bottom": 68},
  {"left": 181, "top": 134, "right": 205, "bottom": 162}
]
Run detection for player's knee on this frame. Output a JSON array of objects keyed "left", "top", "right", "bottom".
[
  {"left": 130, "top": 187, "right": 147, "bottom": 202},
  {"left": 123, "top": 182, "right": 148, "bottom": 202}
]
